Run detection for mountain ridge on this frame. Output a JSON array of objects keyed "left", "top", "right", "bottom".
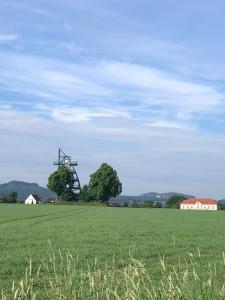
[
  {"left": 110, "top": 192, "right": 195, "bottom": 205},
  {"left": 0, "top": 180, "right": 56, "bottom": 201}
]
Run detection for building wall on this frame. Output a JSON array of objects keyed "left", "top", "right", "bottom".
[{"left": 180, "top": 203, "right": 217, "bottom": 210}]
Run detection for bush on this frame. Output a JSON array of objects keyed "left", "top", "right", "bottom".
[
  {"left": 154, "top": 201, "right": 162, "bottom": 208},
  {"left": 130, "top": 201, "right": 139, "bottom": 208},
  {"left": 141, "top": 200, "right": 154, "bottom": 208}
]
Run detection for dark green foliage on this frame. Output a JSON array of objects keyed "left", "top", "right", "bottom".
[
  {"left": 60, "top": 191, "right": 77, "bottom": 202},
  {"left": 8, "top": 192, "right": 17, "bottom": 203},
  {"left": 130, "top": 200, "right": 139, "bottom": 208},
  {"left": 220, "top": 204, "right": 225, "bottom": 210},
  {"left": 0, "top": 196, "right": 7, "bottom": 203},
  {"left": 123, "top": 201, "right": 129, "bottom": 207},
  {"left": 0, "top": 192, "right": 17, "bottom": 203},
  {"left": 89, "top": 163, "right": 122, "bottom": 202},
  {"left": 79, "top": 185, "right": 93, "bottom": 202},
  {"left": 47, "top": 166, "right": 74, "bottom": 201},
  {"left": 154, "top": 201, "right": 162, "bottom": 208},
  {"left": 166, "top": 195, "right": 187, "bottom": 208},
  {"left": 141, "top": 200, "right": 154, "bottom": 208}
]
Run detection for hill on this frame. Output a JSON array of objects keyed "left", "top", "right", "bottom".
[
  {"left": 0, "top": 181, "right": 56, "bottom": 201},
  {"left": 110, "top": 192, "right": 195, "bottom": 205}
]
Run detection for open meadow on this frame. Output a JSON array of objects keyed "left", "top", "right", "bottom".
[{"left": 1, "top": 204, "right": 225, "bottom": 299}]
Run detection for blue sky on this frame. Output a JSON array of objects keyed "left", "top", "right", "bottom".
[{"left": 1, "top": 0, "right": 225, "bottom": 198}]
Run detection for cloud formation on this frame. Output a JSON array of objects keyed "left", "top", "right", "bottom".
[
  {"left": 0, "top": 52, "right": 224, "bottom": 131},
  {"left": 1, "top": 0, "right": 225, "bottom": 197}
]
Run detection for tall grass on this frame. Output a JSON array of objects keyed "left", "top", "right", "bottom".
[{"left": 2, "top": 244, "right": 225, "bottom": 299}]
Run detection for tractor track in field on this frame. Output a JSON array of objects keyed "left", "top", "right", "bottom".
[
  {"left": 0, "top": 214, "right": 55, "bottom": 226},
  {"left": 31, "top": 207, "right": 92, "bottom": 225},
  {"left": 0, "top": 207, "right": 94, "bottom": 226}
]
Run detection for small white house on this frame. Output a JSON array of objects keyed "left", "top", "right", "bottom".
[
  {"left": 25, "top": 194, "right": 41, "bottom": 204},
  {"left": 180, "top": 198, "right": 218, "bottom": 210}
]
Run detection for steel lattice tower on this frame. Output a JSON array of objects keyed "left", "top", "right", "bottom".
[{"left": 53, "top": 148, "right": 81, "bottom": 194}]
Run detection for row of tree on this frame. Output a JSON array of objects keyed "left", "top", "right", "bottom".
[
  {"left": 47, "top": 163, "right": 194, "bottom": 207},
  {"left": 123, "top": 200, "right": 162, "bottom": 208},
  {"left": 48, "top": 163, "right": 122, "bottom": 203},
  {"left": 165, "top": 195, "right": 187, "bottom": 208},
  {"left": 0, "top": 192, "right": 18, "bottom": 203},
  {"left": 113, "top": 196, "right": 186, "bottom": 208}
]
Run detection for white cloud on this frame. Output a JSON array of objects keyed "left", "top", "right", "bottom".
[
  {"left": 0, "top": 53, "right": 111, "bottom": 103},
  {"left": 1, "top": 0, "right": 225, "bottom": 198},
  {"left": 0, "top": 52, "right": 224, "bottom": 132},
  {"left": 1, "top": 105, "right": 225, "bottom": 198},
  {"left": 51, "top": 106, "right": 131, "bottom": 123},
  {"left": 30, "top": 8, "right": 51, "bottom": 16},
  {"left": 0, "top": 107, "right": 49, "bottom": 132},
  {"left": 0, "top": 34, "right": 19, "bottom": 43},
  {"left": 98, "top": 61, "right": 223, "bottom": 114},
  {"left": 145, "top": 120, "right": 196, "bottom": 130},
  {"left": 1, "top": 1, "right": 54, "bottom": 17}
]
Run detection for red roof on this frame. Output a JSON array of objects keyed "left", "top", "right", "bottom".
[{"left": 181, "top": 198, "right": 217, "bottom": 205}]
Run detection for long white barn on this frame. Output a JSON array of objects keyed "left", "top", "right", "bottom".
[{"left": 180, "top": 198, "right": 218, "bottom": 210}]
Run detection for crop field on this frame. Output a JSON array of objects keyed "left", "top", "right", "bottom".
[{"left": 1, "top": 204, "right": 225, "bottom": 299}]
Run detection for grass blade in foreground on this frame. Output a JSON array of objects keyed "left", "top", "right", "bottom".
[{"left": 2, "top": 247, "right": 225, "bottom": 300}]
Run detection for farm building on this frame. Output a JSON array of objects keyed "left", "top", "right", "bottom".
[
  {"left": 180, "top": 198, "right": 218, "bottom": 210},
  {"left": 25, "top": 194, "right": 41, "bottom": 204}
]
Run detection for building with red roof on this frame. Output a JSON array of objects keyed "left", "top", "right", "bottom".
[{"left": 180, "top": 198, "right": 218, "bottom": 211}]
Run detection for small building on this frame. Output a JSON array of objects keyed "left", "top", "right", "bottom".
[
  {"left": 180, "top": 198, "right": 218, "bottom": 211},
  {"left": 25, "top": 194, "right": 41, "bottom": 204}
]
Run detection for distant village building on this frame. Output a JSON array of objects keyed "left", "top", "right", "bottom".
[
  {"left": 25, "top": 194, "right": 41, "bottom": 204},
  {"left": 180, "top": 198, "right": 218, "bottom": 211}
]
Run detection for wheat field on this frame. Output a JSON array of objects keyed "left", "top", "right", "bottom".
[{"left": 1, "top": 204, "right": 225, "bottom": 299}]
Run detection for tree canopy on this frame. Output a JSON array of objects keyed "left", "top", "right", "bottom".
[
  {"left": 89, "top": 163, "right": 122, "bottom": 202},
  {"left": 78, "top": 185, "right": 93, "bottom": 202},
  {"left": 47, "top": 166, "right": 75, "bottom": 201},
  {"left": 154, "top": 201, "right": 162, "bottom": 208},
  {"left": 165, "top": 195, "right": 187, "bottom": 209},
  {"left": 141, "top": 200, "right": 154, "bottom": 208},
  {"left": 0, "top": 192, "right": 17, "bottom": 203}
]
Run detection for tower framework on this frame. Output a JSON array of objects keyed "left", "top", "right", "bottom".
[{"left": 53, "top": 148, "right": 81, "bottom": 194}]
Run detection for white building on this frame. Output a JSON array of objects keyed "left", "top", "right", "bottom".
[
  {"left": 180, "top": 198, "right": 218, "bottom": 210},
  {"left": 25, "top": 194, "right": 41, "bottom": 204}
]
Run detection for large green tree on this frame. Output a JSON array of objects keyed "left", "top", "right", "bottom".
[
  {"left": 89, "top": 163, "right": 122, "bottom": 202},
  {"left": 165, "top": 195, "right": 187, "bottom": 209},
  {"left": 47, "top": 166, "right": 75, "bottom": 201}
]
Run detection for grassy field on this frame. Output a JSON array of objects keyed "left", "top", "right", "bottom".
[{"left": 1, "top": 204, "right": 225, "bottom": 299}]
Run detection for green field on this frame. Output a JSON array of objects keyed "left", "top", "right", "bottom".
[{"left": 1, "top": 204, "right": 225, "bottom": 299}]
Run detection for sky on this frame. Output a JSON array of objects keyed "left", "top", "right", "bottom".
[{"left": 1, "top": 0, "right": 225, "bottom": 198}]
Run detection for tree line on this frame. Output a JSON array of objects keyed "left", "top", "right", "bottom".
[
  {"left": 114, "top": 195, "right": 186, "bottom": 208},
  {"left": 47, "top": 162, "right": 191, "bottom": 208},
  {"left": 0, "top": 192, "right": 17, "bottom": 203},
  {"left": 122, "top": 200, "right": 162, "bottom": 208}
]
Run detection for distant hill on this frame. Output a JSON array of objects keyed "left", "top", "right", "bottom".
[
  {"left": 0, "top": 181, "right": 56, "bottom": 201},
  {"left": 110, "top": 192, "right": 195, "bottom": 205}
]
